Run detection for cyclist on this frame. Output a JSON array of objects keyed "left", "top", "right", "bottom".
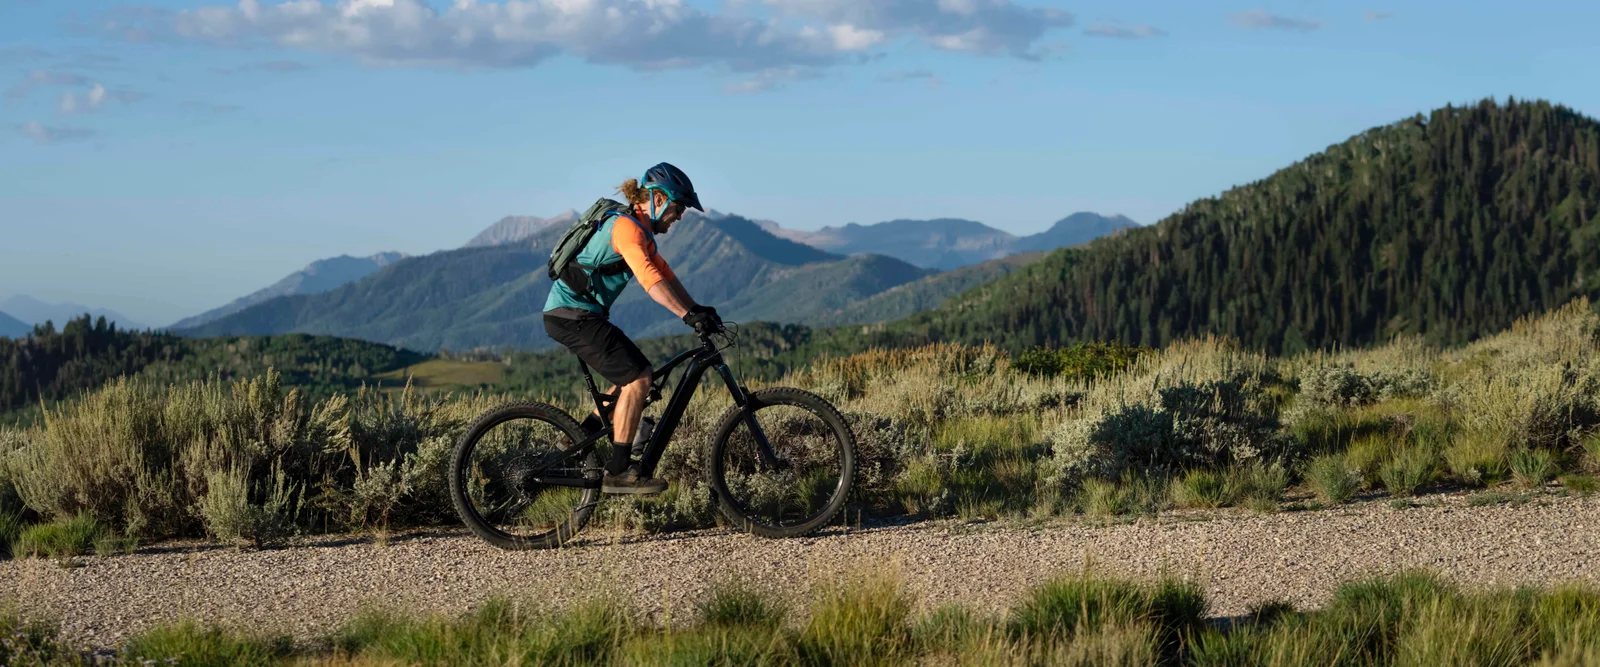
[{"left": 542, "top": 162, "right": 724, "bottom": 494}]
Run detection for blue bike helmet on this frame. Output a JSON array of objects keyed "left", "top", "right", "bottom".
[{"left": 640, "top": 162, "right": 703, "bottom": 221}]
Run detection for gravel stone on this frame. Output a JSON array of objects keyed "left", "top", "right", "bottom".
[{"left": 3, "top": 491, "right": 1597, "bottom": 650}]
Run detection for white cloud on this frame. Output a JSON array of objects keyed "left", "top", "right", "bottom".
[
  {"left": 96, "top": 0, "right": 1072, "bottom": 88},
  {"left": 1363, "top": 10, "right": 1394, "bottom": 22},
  {"left": 18, "top": 121, "right": 97, "bottom": 144},
  {"left": 764, "top": 0, "right": 1074, "bottom": 58},
  {"left": 1228, "top": 9, "right": 1321, "bottom": 32},
  {"left": 828, "top": 24, "right": 885, "bottom": 51},
  {"left": 1084, "top": 23, "right": 1165, "bottom": 39}
]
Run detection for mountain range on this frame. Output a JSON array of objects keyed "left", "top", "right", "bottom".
[
  {"left": 169, "top": 251, "right": 409, "bottom": 330},
  {"left": 170, "top": 209, "right": 1135, "bottom": 351},
  {"left": 0, "top": 311, "right": 29, "bottom": 338},
  {"left": 0, "top": 295, "right": 146, "bottom": 332},
  {"left": 175, "top": 213, "right": 932, "bottom": 350},
  {"left": 762, "top": 212, "right": 1139, "bottom": 270}
]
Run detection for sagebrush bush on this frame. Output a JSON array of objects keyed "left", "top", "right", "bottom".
[{"left": 1047, "top": 361, "right": 1288, "bottom": 496}]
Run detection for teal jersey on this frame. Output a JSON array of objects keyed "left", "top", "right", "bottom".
[{"left": 543, "top": 212, "right": 655, "bottom": 316}]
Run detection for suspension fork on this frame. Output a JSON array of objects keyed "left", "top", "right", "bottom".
[{"left": 714, "top": 362, "right": 787, "bottom": 471}]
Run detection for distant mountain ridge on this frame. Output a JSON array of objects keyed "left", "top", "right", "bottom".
[
  {"left": 464, "top": 212, "right": 577, "bottom": 248},
  {"left": 0, "top": 295, "right": 146, "bottom": 331},
  {"left": 168, "top": 251, "right": 408, "bottom": 330},
  {"left": 0, "top": 311, "right": 29, "bottom": 338},
  {"left": 769, "top": 212, "right": 1139, "bottom": 270},
  {"left": 177, "top": 213, "right": 932, "bottom": 351}
]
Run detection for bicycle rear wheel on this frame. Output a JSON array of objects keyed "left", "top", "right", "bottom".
[
  {"left": 707, "top": 387, "right": 856, "bottom": 538},
  {"left": 449, "top": 401, "right": 602, "bottom": 550}
]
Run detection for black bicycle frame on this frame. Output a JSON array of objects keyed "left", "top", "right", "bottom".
[{"left": 526, "top": 333, "right": 782, "bottom": 489}]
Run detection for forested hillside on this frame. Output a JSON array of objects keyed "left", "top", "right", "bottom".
[
  {"left": 1, "top": 315, "right": 423, "bottom": 421},
  {"left": 904, "top": 98, "right": 1600, "bottom": 354}
]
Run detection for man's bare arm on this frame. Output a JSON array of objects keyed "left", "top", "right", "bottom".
[{"left": 647, "top": 280, "right": 694, "bottom": 318}]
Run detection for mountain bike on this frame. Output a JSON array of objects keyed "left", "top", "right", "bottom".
[{"left": 447, "top": 324, "right": 857, "bottom": 550}]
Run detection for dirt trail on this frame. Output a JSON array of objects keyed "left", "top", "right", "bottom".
[{"left": 5, "top": 492, "right": 1597, "bottom": 650}]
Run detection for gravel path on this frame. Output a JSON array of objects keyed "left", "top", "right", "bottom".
[{"left": 4, "top": 491, "right": 1598, "bottom": 650}]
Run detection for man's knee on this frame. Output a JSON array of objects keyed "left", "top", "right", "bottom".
[{"left": 622, "top": 369, "right": 652, "bottom": 394}]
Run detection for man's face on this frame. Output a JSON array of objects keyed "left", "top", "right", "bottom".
[{"left": 655, "top": 200, "right": 686, "bottom": 233}]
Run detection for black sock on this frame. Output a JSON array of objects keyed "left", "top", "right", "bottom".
[
  {"left": 606, "top": 441, "right": 633, "bottom": 475},
  {"left": 580, "top": 413, "right": 604, "bottom": 434}
]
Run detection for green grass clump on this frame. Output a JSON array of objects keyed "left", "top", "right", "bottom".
[
  {"left": 1306, "top": 454, "right": 1361, "bottom": 504},
  {"left": 1379, "top": 442, "right": 1440, "bottom": 496},
  {"left": 1005, "top": 572, "right": 1207, "bottom": 655},
  {"left": 12, "top": 512, "right": 108, "bottom": 561},
  {"left": 1171, "top": 470, "right": 1233, "bottom": 509},
  {"left": 1446, "top": 431, "right": 1511, "bottom": 488},
  {"left": 121, "top": 621, "right": 292, "bottom": 666},
  {"left": 1077, "top": 479, "right": 1132, "bottom": 517},
  {"left": 696, "top": 581, "right": 787, "bottom": 630},
  {"left": 1511, "top": 448, "right": 1560, "bottom": 489},
  {"left": 1560, "top": 474, "right": 1599, "bottom": 495},
  {"left": 798, "top": 571, "right": 913, "bottom": 665}
]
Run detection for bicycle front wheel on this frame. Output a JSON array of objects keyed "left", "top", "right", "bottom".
[
  {"left": 449, "top": 401, "right": 602, "bottom": 550},
  {"left": 707, "top": 387, "right": 856, "bottom": 538}
]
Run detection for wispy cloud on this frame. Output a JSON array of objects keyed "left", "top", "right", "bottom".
[
  {"left": 1228, "top": 9, "right": 1322, "bottom": 32},
  {"left": 93, "top": 0, "right": 1072, "bottom": 91},
  {"left": 17, "top": 121, "right": 97, "bottom": 144},
  {"left": 1084, "top": 23, "right": 1166, "bottom": 39},
  {"left": 1363, "top": 10, "right": 1395, "bottom": 22},
  {"left": 58, "top": 83, "right": 108, "bottom": 114},
  {"left": 215, "top": 60, "right": 311, "bottom": 75},
  {"left": 5, "top": 70, "right": 90, "bottom": 103},
  {"left": 722, "top": 67, "right": 826, "bottom": 94}
]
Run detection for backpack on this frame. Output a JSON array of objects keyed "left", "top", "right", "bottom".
[{"left": 546, "top": 197, "right": 633, "bottom": 304}]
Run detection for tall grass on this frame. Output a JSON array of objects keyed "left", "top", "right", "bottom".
[{"left": 8, "top": 567, "right": 1592, "bottom": 665}]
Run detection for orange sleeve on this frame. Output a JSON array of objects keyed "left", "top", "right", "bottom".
[{"left": 611, "top": 214, "right": 677, "bottom": 291}]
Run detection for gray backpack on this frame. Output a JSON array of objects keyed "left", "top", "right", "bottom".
[{"left": 546, "top": 198, "right": 633, "bottom": 303}]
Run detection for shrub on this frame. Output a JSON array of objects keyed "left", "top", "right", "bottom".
[
  {"left": 1013, "top": 341, "right": 1149, "bottom": 381},
  {"left": 198, "top": 464, "right": 302, "bottom": 548},
  {"left": 1047, "top": 372, "right": 1287, "bottom": 496}
]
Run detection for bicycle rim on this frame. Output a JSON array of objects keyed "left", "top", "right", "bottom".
[
  {"left": 709, "top": 388, "right": 856, "bottom": 538},
  {"left": 451, "top": 402, "right": 601, "bottom": 549}
]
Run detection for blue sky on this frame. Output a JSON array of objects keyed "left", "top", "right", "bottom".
[{"left": 2, "top": 0, "right": 1598, "bottom": 327}]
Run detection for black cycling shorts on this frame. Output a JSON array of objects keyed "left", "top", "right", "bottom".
[{"left": 543, "top": 313, "right": 652, "bottom": 386}]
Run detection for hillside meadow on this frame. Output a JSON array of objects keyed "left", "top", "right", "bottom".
[{"left": 3, "top": 297, "right": 1600, "bottom": 558}]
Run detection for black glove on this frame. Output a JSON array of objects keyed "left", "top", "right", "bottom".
[{"left": 683, "top": 305, "right": 724, "bottom": 334}]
